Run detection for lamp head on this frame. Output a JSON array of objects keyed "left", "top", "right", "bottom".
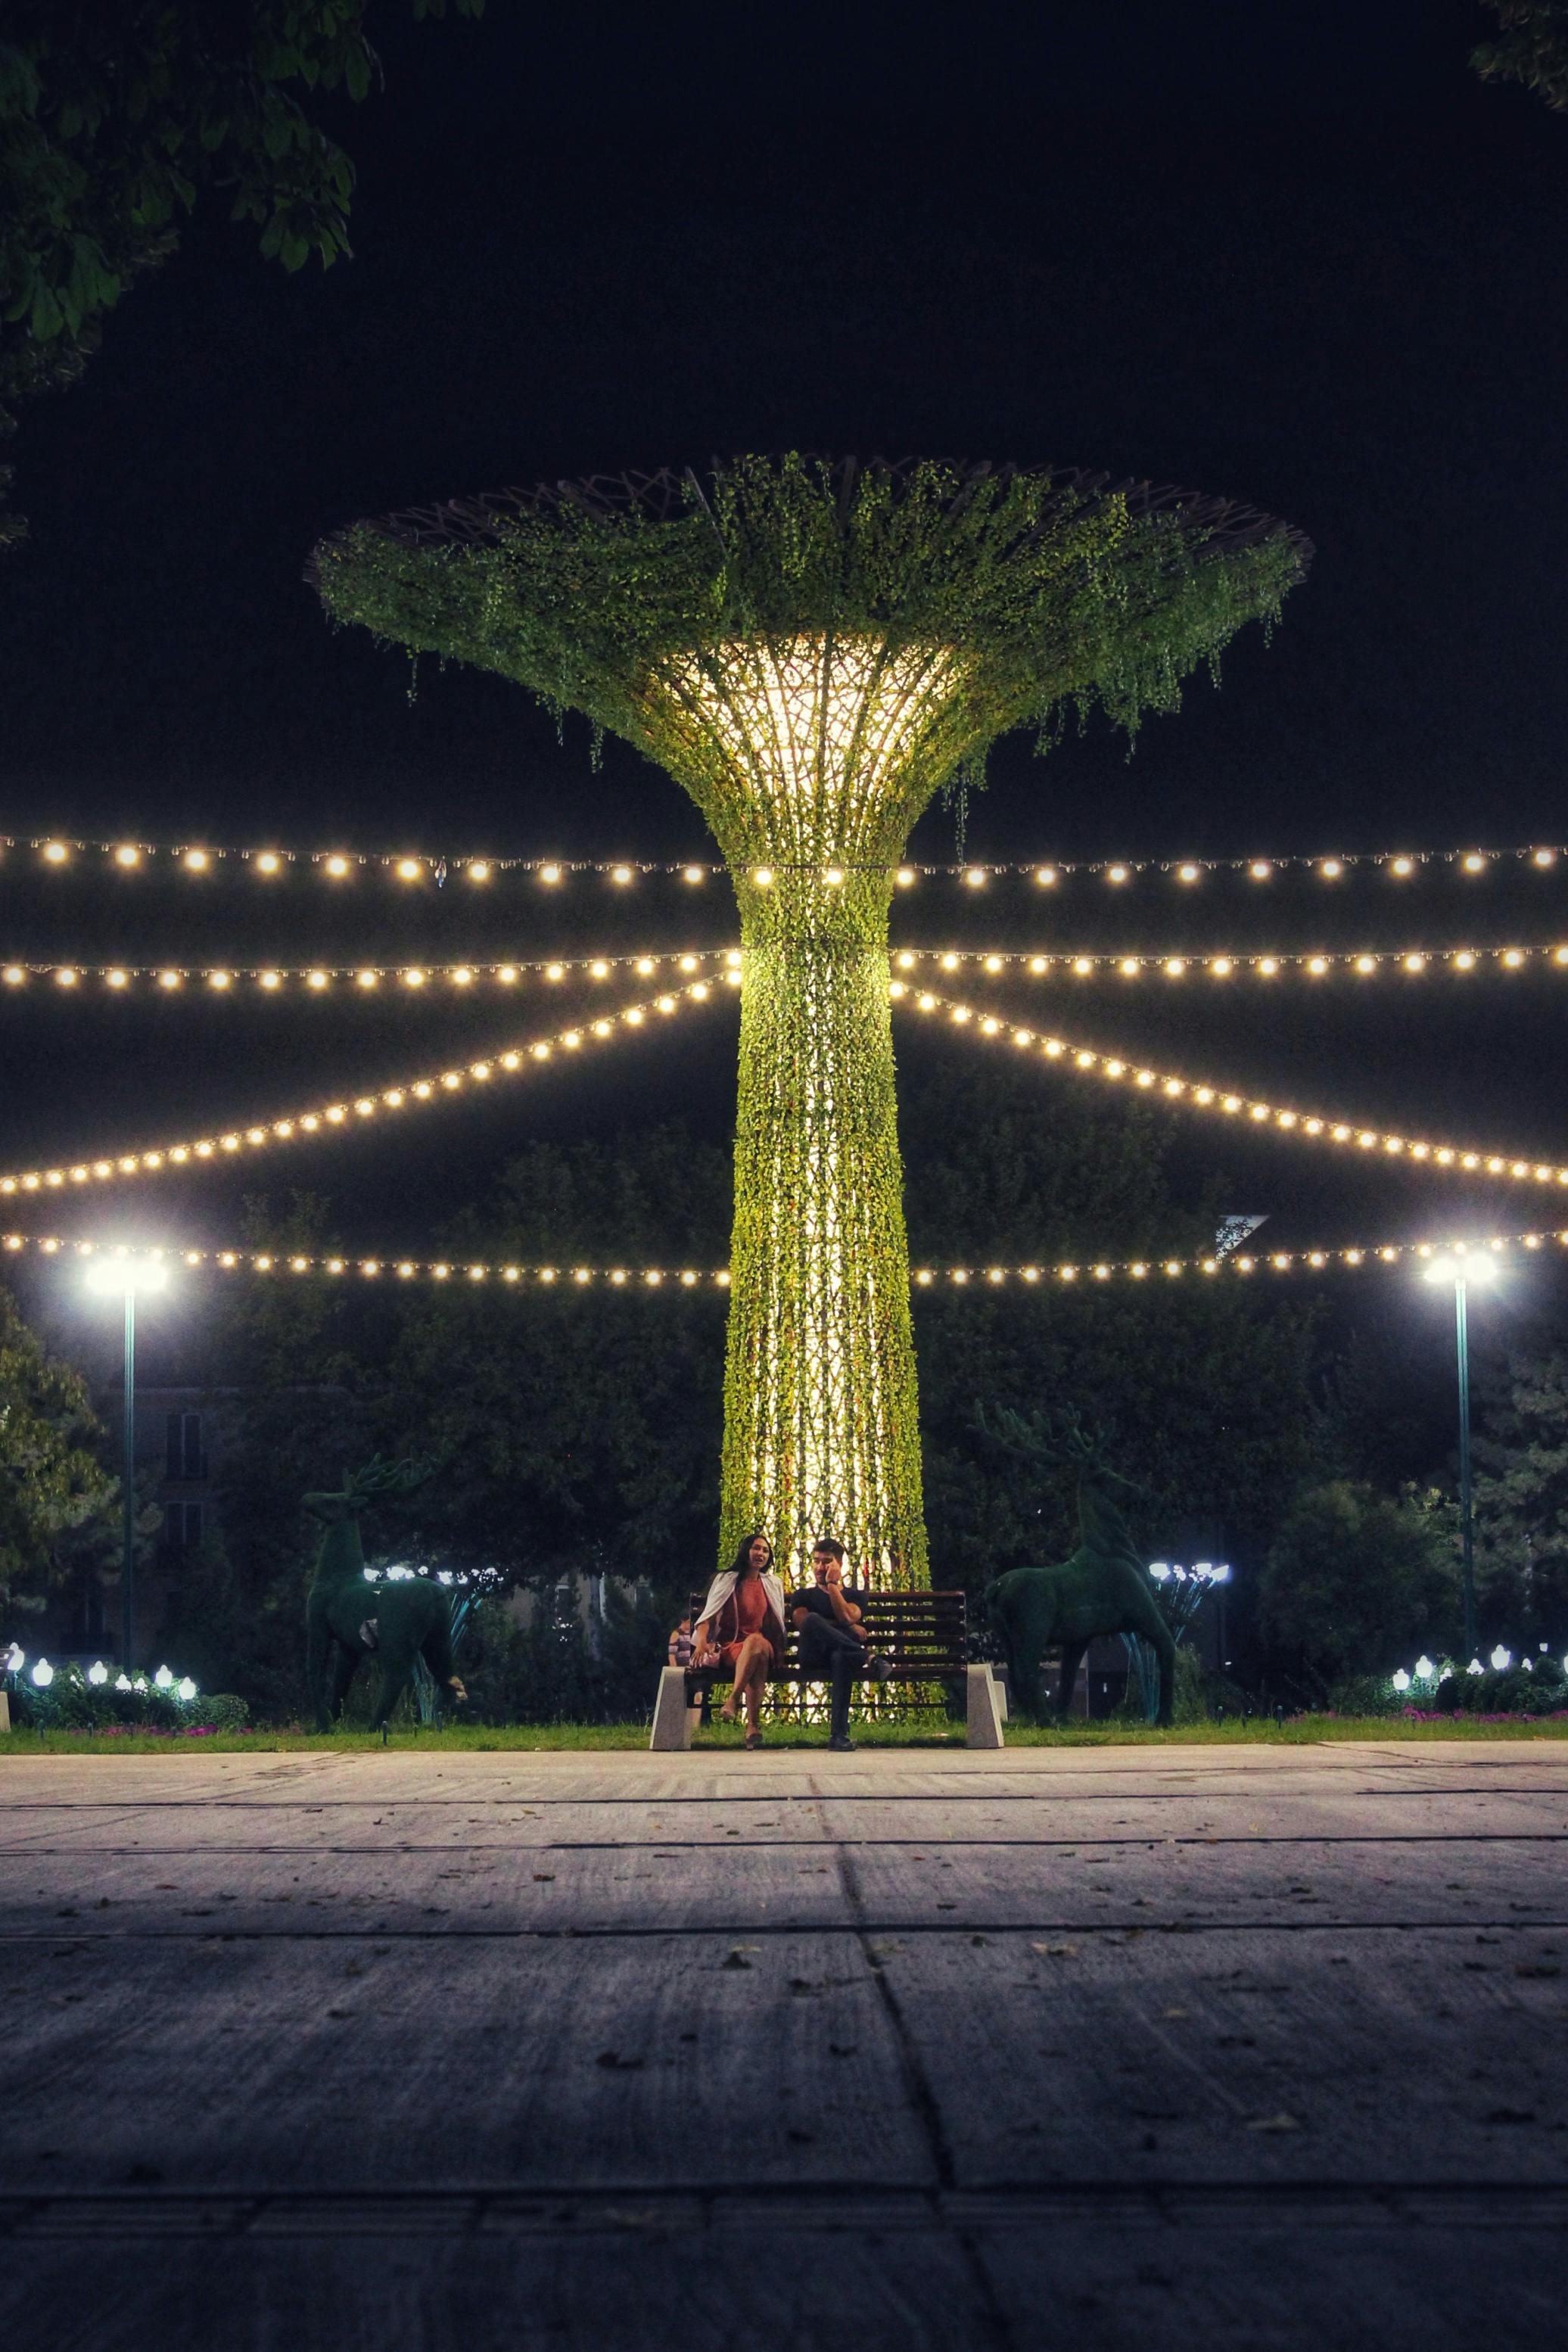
[
  {"left": 85, "top": 1256, "right": 170, "bottom": 1299},
  {"left": 1422, "top": 1254, "right": 1495, "bottom": 1287}
]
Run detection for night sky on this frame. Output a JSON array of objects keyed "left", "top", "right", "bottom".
[{"left": 5, "top": 0, "right": 1568, "bottom": 1379}]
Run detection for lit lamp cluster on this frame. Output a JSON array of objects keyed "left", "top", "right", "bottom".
[
  {"left": 1389, "top": 1644, "right": 1566, "bottom": 1691},
  {"left": 362, "top": 1563, "right": 503, "bottom": 1588},
  {"left": 4, "top": 1650, "right": 198, "bottom": 1702},
  {"left": 0, "top": 950, "right": 730, "bottom": 995},
  {"left": 0, "top": 976, "right": 726, "bottom": 1198},
  {"left": 895, "top": 985, "right": 1568, "bottom": 1190}
]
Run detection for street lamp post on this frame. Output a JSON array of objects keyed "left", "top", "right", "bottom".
[
  {"left": 85, "top": 1258, "right": 170, "bottom": 1671},
  {"left": 1423, "top": 1255, "right": 1494, "bottom": 1663}
]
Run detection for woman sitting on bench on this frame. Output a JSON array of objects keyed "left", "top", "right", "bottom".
[{"left": 691, "top": 1533, "right": 788, "bottom": 1749}]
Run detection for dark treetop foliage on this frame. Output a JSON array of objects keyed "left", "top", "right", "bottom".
[
  {"left": 1473, "top": 4, "right": 1568, "bottom": 111},
  {"left": 312, "top": 453, "right": 1311, "bottom": 794},
  {"left": 0, "top": 0, "right": 484, "bottom": 546},
  {"left": 0, "top": 1275, "right": 120, "bottom": 1619}
]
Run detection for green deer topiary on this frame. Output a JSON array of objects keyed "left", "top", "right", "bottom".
[
  {"left": 304, "top": 1456, "right": 467, "bottom": 1732},
  {"left": 980, "top": 1406, "right": 1176, "bottom": 1725}
]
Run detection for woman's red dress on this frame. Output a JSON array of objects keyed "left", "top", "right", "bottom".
[{"left": 714, "top": 1576, "right": 770, "bottom": 1669}]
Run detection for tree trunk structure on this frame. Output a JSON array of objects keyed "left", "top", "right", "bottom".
[{"left": 639, "top": 633, "right": 970, "bottom": 1588}]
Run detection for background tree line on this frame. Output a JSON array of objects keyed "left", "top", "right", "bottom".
[{"left": 5, "top": 1058, "right": 1565, "bottom": 1719}]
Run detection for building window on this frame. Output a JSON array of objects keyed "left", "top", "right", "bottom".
[
  {"left": 161, "top": 1501, "right": 204, "bottom": 1556},
  {"left": 166, "top": 1411, "right": 204, "bottom": 1481}
]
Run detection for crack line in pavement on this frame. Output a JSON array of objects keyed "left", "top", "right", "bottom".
[
  {"left": 2, "top": 2179, "right": 1566, "bottom": 2240},
  {"left": 2, "top": 1918, "right": 1563, "bottom": 1943},
  {"left": 815, "top": 1777, "right": 1017, "bottom": 2352},
  {"left": 5, "top": 1831, "right": 1565, "bottom": 1856},
  {"left": 5, "top": 1783, "right": 1563, "bottom": 1810}
]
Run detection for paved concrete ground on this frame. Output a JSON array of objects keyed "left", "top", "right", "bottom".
[{"left": 2, "top": 1740, "right": 1566, "bottom": 2350}]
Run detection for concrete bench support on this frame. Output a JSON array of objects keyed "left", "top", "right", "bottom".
[
  {"left": 965, "top": 1663, "right": 1006, "bottom": 1749},
  {"left": 649, "top": 1666, "right": 698, "bottom": 1752}
]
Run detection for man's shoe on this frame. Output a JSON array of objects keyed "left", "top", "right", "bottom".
[
  {"left": 868, "top": 1652, "right": 894, "bottom": 1683},
  {"left": 828, "top": 1735, "right": 857, "bottom": 1753}
]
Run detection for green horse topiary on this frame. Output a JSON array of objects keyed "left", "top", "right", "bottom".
[
  {"left": 982, "top": 1408, "right": 1176, "bottom": 1725},
  {"left": 304, "top": 1457, "right": 468, "bottom": 1732}
]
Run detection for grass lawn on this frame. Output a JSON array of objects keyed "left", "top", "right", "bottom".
[{"left": 2, "top": 1713, "right": 1566, "bottom": 1756}]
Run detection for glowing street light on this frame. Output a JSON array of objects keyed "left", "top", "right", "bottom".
[
  {"left": 1421, "top": 1253, "right": 1497, "bottom": 1660},
  {"left": 84, "top": 1256, "right": 170, "bottom": 1669}
]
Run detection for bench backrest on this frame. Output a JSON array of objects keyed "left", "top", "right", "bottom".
[{"left": 687, "top": 1587, "right": 968, "bottom": 1669}]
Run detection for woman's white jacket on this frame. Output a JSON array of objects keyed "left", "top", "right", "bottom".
[{"left": 695, "top": 1568, "right": 789, "bottom": 1650}]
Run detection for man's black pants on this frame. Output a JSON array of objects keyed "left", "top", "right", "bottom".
[{"left": 796, "top": 1617, "right": 871, "bottom": 1742}]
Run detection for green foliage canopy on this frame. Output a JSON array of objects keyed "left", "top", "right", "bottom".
[
  {"left": 902, "top": 1054, "right": 1324, "bottom": 1595},
  {"left": 0, "top": 1277, "right": 120, "bottom": 1619},
  {"left": 0, "top": 0, "right": 484, "bottom": 546},
  {"left": 313, "top": 454, "right": 1311, "bottom": 808},
  {"left": 1473, "top": 4, "right": 1568, "bottom": 112},
  {"left": 1255, "top": 1479, "right": 1461, "bottom": 1697},
  {"left": 1472, "top": 1344, "right": 1568, "bottom": 1638}
]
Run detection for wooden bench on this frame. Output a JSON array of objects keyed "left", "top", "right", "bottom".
[{"left": 648, "top": 1587, "right": 1005, "bottom": 1750}]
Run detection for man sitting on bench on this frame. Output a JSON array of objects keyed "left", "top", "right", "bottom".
[{"left": 789, "top": 1538, "right": 892, "bottom": 1753}]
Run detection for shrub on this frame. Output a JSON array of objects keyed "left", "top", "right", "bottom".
[{"left": 1434, "top": 1660, "right": 1568, "bottom": 1717}]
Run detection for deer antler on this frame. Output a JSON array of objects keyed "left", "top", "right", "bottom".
[
  {"left": 346, "top": 1454, "right": 434, "bottom": 1507},
  {"left": 972, "top": 1401, "right": 1090, "bottom": 1463},
  {"left": 972, "top": 1401, "right": 1143, "bottom": 1486}
]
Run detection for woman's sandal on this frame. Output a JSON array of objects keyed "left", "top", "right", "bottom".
[{"left": 745, "top": 1730, "right": 764, "bottom": 1750}]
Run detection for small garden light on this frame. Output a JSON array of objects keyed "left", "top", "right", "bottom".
[{"left": 30, "top": 1658, "right": 54, "bottom": 1688}]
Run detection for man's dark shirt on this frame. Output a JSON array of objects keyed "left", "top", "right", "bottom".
[{"left": 788, "top": 1586, "right": 869, "bottom": 1634}]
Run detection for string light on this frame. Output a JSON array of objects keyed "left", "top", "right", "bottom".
[
  {"left": 885, "top": 944, "right": 1568, "bottom": 983},
  {"left": 894, "top": 984, "right": 1568, "bottom": 1190},
  {"left": 0, "top": 977, "right": 724, "bottom": 1198},
  {"left": 0, "top": 1226, "right": 1553, "bottom": 1290},
  {"left": 0, "top": 948, "right": 731, "bottom": 993},
  {"left": 5, "top": 834, "right": 1567, "bottom": 884}
]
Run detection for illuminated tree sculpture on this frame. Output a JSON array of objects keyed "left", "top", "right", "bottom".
[{"left": 312, "top": 456, "right": 1310, "bottom": 1583}]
